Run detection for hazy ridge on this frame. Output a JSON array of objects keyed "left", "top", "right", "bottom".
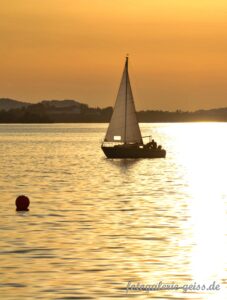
[{"left": 1, "top": 98, "right": 227, "bottom": 123}]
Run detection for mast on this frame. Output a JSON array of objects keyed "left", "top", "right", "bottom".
[{"left": 124, "top": 56, "right": 128, "bottom": 144}]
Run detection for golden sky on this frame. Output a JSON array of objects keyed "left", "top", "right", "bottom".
[{"left": 1, "top": 0, "right": 227, "bottom": 110}]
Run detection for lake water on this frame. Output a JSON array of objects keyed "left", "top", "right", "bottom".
[{"left": 0, "top": 123, "right": 227, "bottom": 300}]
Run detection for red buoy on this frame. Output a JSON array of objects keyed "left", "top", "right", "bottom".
[{"left": 16, "top": 195, "right": 30, "bottom": 211}]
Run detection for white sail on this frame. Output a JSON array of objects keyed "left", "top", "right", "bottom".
[{"left": 104, "top": 58, "right": 143, "bottom": 144}]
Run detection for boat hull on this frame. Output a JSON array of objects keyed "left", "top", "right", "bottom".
[{"left": 101, "top": 145, "right": 166, "bottom": 159}]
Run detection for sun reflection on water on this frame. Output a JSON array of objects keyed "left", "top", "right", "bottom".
[{"left": 169, "top": 123, "right": 227, "bottom": 298}]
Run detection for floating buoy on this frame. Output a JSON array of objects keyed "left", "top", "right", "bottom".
[{"left": 16, "top": 195, "right": 30, "bottom": 211}]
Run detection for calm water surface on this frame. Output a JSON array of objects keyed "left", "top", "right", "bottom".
[{"left": 0, "top": 123, "right": 227, "bottom": 300}]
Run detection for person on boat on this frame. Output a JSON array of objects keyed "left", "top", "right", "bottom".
[
  {"left": 150, "top": 139, "right": 157, "bottom": 149},
  {"left": 145, "top": 141, "right": 152, "bottom": 148}
]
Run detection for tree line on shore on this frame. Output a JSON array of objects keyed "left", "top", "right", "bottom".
[{"left": 1, "top": 100, "right": 227, "bottom": 123}]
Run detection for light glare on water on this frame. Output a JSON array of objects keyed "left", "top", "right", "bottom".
[{"left": 0, "top": 123, "right": 227, "bottom": 300}]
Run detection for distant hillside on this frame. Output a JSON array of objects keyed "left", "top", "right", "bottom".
[
  {"left": 0, "top": 98, "right": 85, "bottom": 111},
  {"left": 0, "top": 98, "right": 113, "bottom": 123},
  {"left": 0, "top": 98, "right": 31, "bottom": 111},
  {"left": 41, "top": 99, "right": 82, "bottom": 108},
  {"left": 1, "top": 98, "right": 227, "bottom": 122}
]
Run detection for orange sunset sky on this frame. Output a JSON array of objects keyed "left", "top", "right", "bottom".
[{"left": 1, "top": 0, "right": 227, "bottom": 110}]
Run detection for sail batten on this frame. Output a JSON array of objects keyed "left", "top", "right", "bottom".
[{"left": 104, "top": 58, "right": 143, "bottom": 144}]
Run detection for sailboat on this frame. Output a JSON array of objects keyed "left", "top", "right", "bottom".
[{"left": 101, "top": 56, "right": 166, "bottom": 159}]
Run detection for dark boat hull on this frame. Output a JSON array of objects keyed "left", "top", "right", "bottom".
[{"left": 101, "top": 145, "right": 166, "bottom": 159}]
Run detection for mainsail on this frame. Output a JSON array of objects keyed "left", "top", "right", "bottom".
[{"left": 104, "top": 57, "right": 143, "bottom": 144}]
